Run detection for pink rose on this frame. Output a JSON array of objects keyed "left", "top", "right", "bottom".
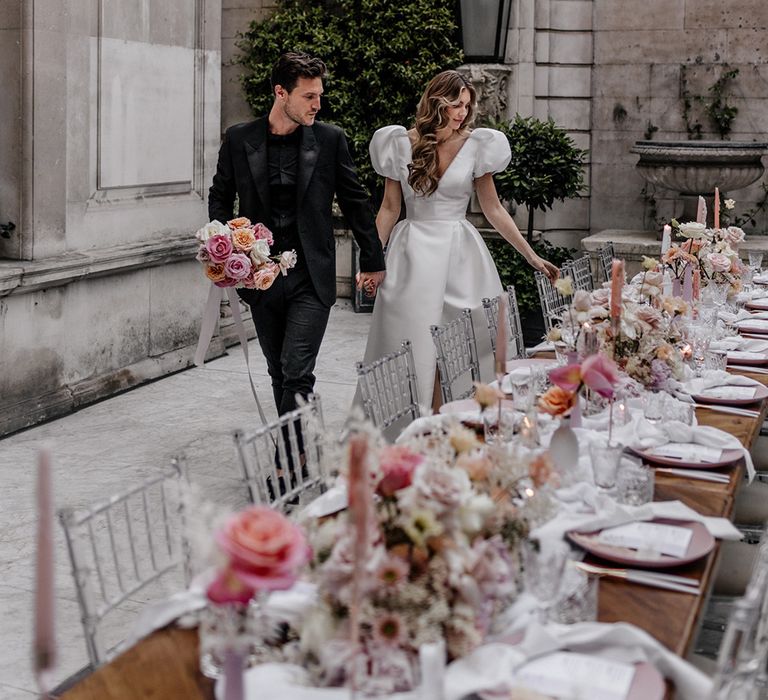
[
  {"left": 215, "top": 506, "right": 310, "bottom": 591},
  {"left": 205, "top": 233, "right": 233, "bottom": 263},
  {"left": 708, "top": 252, "right": 732, "bottom": 273},
  {"left": 224, "top": 252, "right": 252, "bottom": 281},
  {"left": 724, "top": 226, "right": 745, "bottom": 246},
  {"left": 252, "top": 223, "right": 274, "bottom": 246},
  {"left": 251, "top": 263, "right": 279, "bottom": 290},
  {"left": 581, "top": 352, "right": 619, "bottom": 398},
  {"left": 377, "top": 445, "right": 422, "bottom": 497}
]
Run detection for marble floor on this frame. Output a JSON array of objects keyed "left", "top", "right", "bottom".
[{"left": 0, "top": 300, "right": 372, "bottom": 699}]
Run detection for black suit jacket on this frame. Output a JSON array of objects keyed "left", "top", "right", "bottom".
[{"left": 208, "top": 117, "right": 385, "bottom": 307}]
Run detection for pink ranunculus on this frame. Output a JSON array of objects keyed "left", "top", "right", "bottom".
[
  {"left": 206, "top": 567, "right": 256, "bottom": 605},
  {"left": 580, "top": 352, "right": 619, "bottom": 399},
  {"left": 196, "top": 245, "right": 211, "bottom": 263},
  {"left": 252, "top": 222, "right": 274, "bottom": 246},
  {"left": 215, "top": 506, "right": 310, "bottom": 591},
  {"left": 251, "top": 263, "right": 279, "bottom": 290},
  {"left": 377, "top": 445, "right": 422, "bottom": 497},
  {"left": 224, "top": 252, "right": 252, "bottom": 281},
  {"left": 549, "top": 362, "right": 582, "bottom": 393},
  {"left": 708, "top": 252, "right": 732, "bottom": 273},
  {"left": 205, "top": 233, "right": 234, "bottom": 263}
]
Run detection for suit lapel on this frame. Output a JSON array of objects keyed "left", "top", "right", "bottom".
[
  {"left": 297, "top": 125, "right": 319, "bottom": 206},
  {"left": 244, "top": 118, "right": 271, "bottom": 218}
]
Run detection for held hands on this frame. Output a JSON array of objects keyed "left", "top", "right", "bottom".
[
  {"left": 356, "top": 270, "right": 386, "bottom": 297},
  {"left": 532, "top": 257, "right": 559, "bottom": 283}
]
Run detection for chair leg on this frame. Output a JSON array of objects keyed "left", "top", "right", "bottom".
[{"left": 432, "top": 367, "right": 442, "bottom": 413}]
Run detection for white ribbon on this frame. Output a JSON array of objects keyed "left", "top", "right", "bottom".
[{"left": 194, "top": 283, "right": 269, "bottom": 426}]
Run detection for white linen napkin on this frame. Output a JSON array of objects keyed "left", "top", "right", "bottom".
[
  {"left": 526, "top": 340, "right": 555, "bottom": 356},
  {"left": 609, "top": 411, "right": 754, "bottom": 482},
  {"left": 709, "top": 336, "right": 768, "bottom": 353},
  {"left": 674, "top": 369, "right": 762, "bottom": 397}
]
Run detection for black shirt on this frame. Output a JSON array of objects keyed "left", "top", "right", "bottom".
[{"left": 267, "top": 129, "right": 303, "bottom": 260}]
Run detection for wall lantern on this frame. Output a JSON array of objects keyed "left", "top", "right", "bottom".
[{"left": 458, "top": 0, "right": 513, "bottom": 62}]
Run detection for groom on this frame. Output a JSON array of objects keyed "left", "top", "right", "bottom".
[{"left": 208, "top": 52, "right": 385, "bottom": 419}]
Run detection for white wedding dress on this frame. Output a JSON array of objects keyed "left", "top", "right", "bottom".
[{"left": 360, "top": 125, "right": 512, "bottom": 407}]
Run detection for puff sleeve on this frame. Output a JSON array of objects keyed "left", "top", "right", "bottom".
[
  {"left": 369, "top": 125, "right": 408, "bottom": 180},
  {"left": 472, "top": 128, "right": 512, "bottom": 178}
]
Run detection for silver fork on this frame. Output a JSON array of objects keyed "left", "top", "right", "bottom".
[{"left": 575, "top": 562, "right": 701, "bottom": 595}]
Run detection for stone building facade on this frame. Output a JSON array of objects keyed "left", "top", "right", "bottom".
[{"left": 2, "top": 0, "right": 767, "bottom": 436}]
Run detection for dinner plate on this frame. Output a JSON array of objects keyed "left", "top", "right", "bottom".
[
  {"left": 628, "top": 445, "right": 743, "bottom": 470},
  {"left": 726, "top": 351, "right": 768, "bottom": 366},
  {"left": 511, "top": 654, "right": 665, "bottom": 700},
  {"left": 691, "top": 382, "right": 768, "bottom": 405},
  {"left": 738, "top": 320, "right": 768, "bottom": 335},
  {"left": 746, "top": 300, "right": 768, "bottom": 311},
  {"left": 567, "top": 518, "right": 715, "bottom": 568},
  {"left": 505, "top": 358, "right": 556, "bottom": 371},
  {"left": 438, "top": 398, "right": 516, "bottom": 415}
]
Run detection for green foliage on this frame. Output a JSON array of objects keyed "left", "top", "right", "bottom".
[
  {"left": 488, "top": 115, "right": 587, "bottom": 241},
  {"left": 680, "top": 64, "right": 740, "bottom": 140},
  {"left": 485, "top": 237, "right": 574, "bottom": 318},
  {"left": 236, "top": 0, "right": 464, "bottom": 196}
]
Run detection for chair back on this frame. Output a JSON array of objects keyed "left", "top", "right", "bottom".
[
  {"left": 597, "top": 242, "right": 616, "bottom": 283},
  {"left": 58, "top": 458, "right": 189, "bottom": 667},
  {"left": 566, "top": 255, "right": 595, "bottom": 292},
  {"left": 356, "top": 340, "right": 421, "bottom": 433},
  {"left": 535, "top": 269, "right": 571, "bottom": 332},
  {"left": 482, "top": 286, "right": 525, "bottom": 362},
  {"left": 431, "top": 308, "right": 480, "bottom": 403},
  {"left": 233, "top": 394, "right": 325, "bottom": 512}
]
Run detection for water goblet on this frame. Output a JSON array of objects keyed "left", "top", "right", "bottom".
[
  {"left": 588, "top": 442, "right": 624, "bottom": 491},
  {"left": 552, "top": 565, "right": 599, "bottom": 624},
  {"left": 705, "top": 350, "right": 728, "bottom": 373},
  {"left": 522, "top": 539, "right": 571, "bottom": 622},
  {"left": 749, "top": 251, "right": 764, "bottom": 274},
  {"left": 643, "top": 391, "right": 665, "bottom": 424},
  {"left": 509, "top": 372, "right": 533, "bottom": 412}
]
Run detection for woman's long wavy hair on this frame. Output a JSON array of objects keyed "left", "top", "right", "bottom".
[{"left": 408, "top": 70, "right": 477, "bottom": 197}]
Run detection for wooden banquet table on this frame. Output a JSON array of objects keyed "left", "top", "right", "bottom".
[{"left": 61, "top": 369, "right": 768, "bottom": 700}]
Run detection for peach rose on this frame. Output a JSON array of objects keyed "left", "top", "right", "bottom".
[
  {"left": 537, "top": 386, "right": 576, "bottom": 416},
  {"left": 227, "top": 216, "right": 252, "bottom": 229},
  {"left": 251, "top": 263, "right": 279, "bottom": 290},
  {"left": 215, "top": 506, "right": 310, "bottom": 591},
  {"left": 205, "top": 262, "right": 227, "bottom": 283},
  {"left": 231, "top": 227, "right": 256, "bottom": 252}
]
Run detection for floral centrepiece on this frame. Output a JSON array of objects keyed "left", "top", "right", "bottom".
[
  {"left": 195, "top": 217, "right": 296, "bottom": 289},
  {"left": 296, "top": 431, "right": 543, "bottom": 693}
]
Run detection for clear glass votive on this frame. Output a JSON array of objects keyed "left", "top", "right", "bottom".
[
  {"left": 616, "top": 457, "right": 655, "bottom": 506},
  {"left": 552, "top": 566, "right": 599, "bottom": 625},
  {"left": 482, "top": 408, "right": 518, "bottom": 445},
  {"left": 643, "top": 392, "right": 665, "bottom": 424},
  {"left": 589, "top": 443, "right": 623, "bottom": 490},
  {"left": 705, "top": 350, "right": 728, "bottom": 373},
  {"left": 663, "top": 398, "right": 695, "bottom": 425}
]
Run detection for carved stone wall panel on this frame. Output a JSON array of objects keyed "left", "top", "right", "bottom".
[{"left": 457, "top": 64, "right": 513, "bottom": 123}]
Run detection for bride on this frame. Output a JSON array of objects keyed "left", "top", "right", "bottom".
[{"left": 358, "top": 70, "right": 559, "bottom": 409}]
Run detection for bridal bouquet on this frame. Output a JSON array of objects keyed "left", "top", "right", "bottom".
[
  {"left": 195, "top": 217, "right": 296, "bottom": 289},
  {"left": 298, "top": 434, "right": 535, "bottom": 693}
]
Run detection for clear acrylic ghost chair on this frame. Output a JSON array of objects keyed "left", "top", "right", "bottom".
[
  {"left": 431, "top": 308, "right": 481, "bottom": 403},
  {"left": 482, "top": 286, "right": 525, "bottom": 363},
  {"left": 233, "top": 394, "right": 325, "bottom": 513},
  {"left": 535, "top": 269, "right": 571, "bottom": 333},
  {"left": 58, "top": 458, "right": 189, "bottom": 667},
  {"left": 356, "top": 340, "right": 421, "bottom": 434},
  {"left": 567, "top": 255, "right": 595, "bottom": 292},
  {"left": 597, "top": 242, "right": 616, "bottom": 283}
]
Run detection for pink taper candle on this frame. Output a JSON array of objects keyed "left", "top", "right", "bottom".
[
  {"left": 34, "top": 448, "right": 56, "bottom": 685},
  {"left": 609, "top": 259, "right": 624, "bottom": 320},
  {"left": 495, "top": 295, "right": 508, "bottom": 381},
  {"left": 714, "top": 187, "right": 720, "bottom": 229}
]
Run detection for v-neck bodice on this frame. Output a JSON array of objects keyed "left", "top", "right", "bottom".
[{"left": 369, "top": 125, "right": 511, "bottom": 222}]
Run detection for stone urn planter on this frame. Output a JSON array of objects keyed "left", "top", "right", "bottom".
[{"left": 630, "top": 140, "right": 768, "bottom": 222}]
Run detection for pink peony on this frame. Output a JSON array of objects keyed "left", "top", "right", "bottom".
[
  {"left": 724, "top": 226, "right": 745, "bottom": 246},
  {"left": 581, "top": 352, "right": 619, "bottom": 398},
  {"left": 549, "top": 362, "right": 582, "bottom": 393},
  {"left": 251, "top": 263, "right": 280, "bottom": 290},
  {"left": 205, "top": 234, "right": 234, "bottom": 263},
  {"left": 224, "top": 252, "right": 252, "bottom": 280},
  {"left": 377, "top": 445, "right": 422, "bottom": 497},
  {"left": 215, "top": 506, "right": 310, "bottom": 591},
  {"left": 252, "top": 222, "right": 274, "bottom": 245},
  {"left": 708, "top": 252, "right": 732, "bottom": 273}
]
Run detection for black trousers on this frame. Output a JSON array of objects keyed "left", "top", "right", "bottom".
[{"left": 238, "top": 265, "right": 331, "bottom": 418}]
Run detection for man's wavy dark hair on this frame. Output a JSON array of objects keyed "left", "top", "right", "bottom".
[{"left": 270, "top": 52, "right": 327, "bottom": 93}]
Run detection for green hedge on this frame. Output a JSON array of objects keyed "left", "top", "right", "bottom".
[{"left": 236, "top": 0, "right": 464, "bottom": 196}]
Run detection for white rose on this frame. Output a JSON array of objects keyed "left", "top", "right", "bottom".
[
  {"left": 459, "top": 494, "right": 495, "bottom": 534},
  {"left": 678, "top": 222, "right": 708, "bottom": 239},
  {"left": 278, "top": 249, "right": 298, "bottom": 274},
  {"left": 249, "top": 239, "right": 271, "bottom": 265},
  {"left": 195, "top": 220, "right": 228, "bottom": 242}
]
